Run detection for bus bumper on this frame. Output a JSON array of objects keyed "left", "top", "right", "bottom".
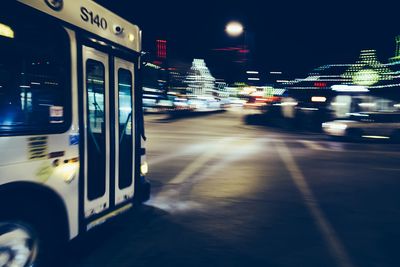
[{"left": 136, "top": 176, "right": 151, "bottom": 203}]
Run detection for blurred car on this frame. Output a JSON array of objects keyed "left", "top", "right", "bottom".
[
  {"left": 218, "top": 99, "right": 229, "bottom": 109},
  {"left": 143, "top": 98, "right": 158, "bottom": 112},
  {"left": 173, "top": 98, "right": 192, "bottom": 111},
  {"left": 188, "top": 96, "right": 222, "bottom": 112},
  {"left": 244, "top": 97, "right": 268, "bottom": 109},
  {"left": 155, "top": 99, "right": 174, "bottom": 111},
  {"left": 205, "top": 97, "right": 222, "bottom": 110},
  {"left": 188, "top": 98, "right": 208, "bottom": 111},
  {"left": 322, "top": 112, "right": 400, "bottom": 140},
  {"left": 227, "top": 97, "right": 246, "bottom": 107}
]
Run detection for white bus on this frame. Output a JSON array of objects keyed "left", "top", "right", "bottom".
[{"left": 0, "top": 0, "right": 150, "bottom": 266}]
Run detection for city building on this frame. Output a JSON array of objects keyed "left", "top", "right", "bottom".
[
  {"left": 156, "top": 39, "right": 167, "bottom": 60},
  {"left": 185, "top": 59, "right": 216, "bottom": 96},
  {"left": 142, "top": 61, "right": 168, "bottom": 108},
  {"left": 168, "top": 68, "right": 188, "bottom": 96},
  {"left": 342, "top": 50, "right": 393, "bottom": 87},
  {"left": 215, "top": 80, "right": 229, "bottom": 98},
  {"left": 389, "top": 35, "right": 400, "bottom": 63}
]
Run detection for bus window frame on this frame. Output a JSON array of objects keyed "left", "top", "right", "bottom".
[
  {"left": 77, "top": 33, "right": 144, "bottom": 140},
  {"left": 117, "top": 67, "right": 134, "bottom": 190},
  {"left": 0, "top": 11, "right": 72, "bottom": 137}
]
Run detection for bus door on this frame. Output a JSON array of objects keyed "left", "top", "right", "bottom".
[
  {"left": 114, "top": 58, "right": 135, "bottom": 206},
  {"left": 82, "top": 46, "right": 110, "bottom": 218}
]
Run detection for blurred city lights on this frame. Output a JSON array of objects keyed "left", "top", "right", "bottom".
[
  {"left": 311, "top": 96, "right": 327, "bottom": 103},
  {"left": 331, "top": 85, "right": 370, "bottom": 92},
  {"left": 358, "top": 102, "right": 377, "bottom": 108},
  {"left": 274, "top": 101, "right": 298, "bottom": 106},
  {"left": 362, "top": 135, "right": 390, "bottom": 139},
  {"left": 322, "top": 122, "right": 348, "bottom": 131},
  {"left": 185, "top": 59, "right": 216, "bottom": 96},
  {"left": 352, "top": 69, "right": 380, "bottom": 86}
]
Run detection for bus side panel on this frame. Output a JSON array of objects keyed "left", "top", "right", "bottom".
[
  {"left": 0, "top": 28, "right": 80, "bottom": 241},
  {"left": 0, "top": 132, "right": 79, "bottom": 239}
]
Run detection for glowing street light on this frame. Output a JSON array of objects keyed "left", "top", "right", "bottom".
[{"left": 225, "top": 21, "right": 244, "bottom": 37}]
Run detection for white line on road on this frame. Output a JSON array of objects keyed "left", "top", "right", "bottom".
[
  {"left": 299, "top": 140, "right": 326, "bottom": 151},
  {"left": 275, "top": 141, "right": 356, "bottom": 267},
  {"left": 168, "top": 137, "right": 237, "bottom": 184},
  {"left": 148, "top": 143, "right": 210, "bottom": 166},
  {"left": 298, "top": 140, "right": 400, "bottom": 155},
  {"left": 148, "top": 138, "right": 266, "bottom": 213}
]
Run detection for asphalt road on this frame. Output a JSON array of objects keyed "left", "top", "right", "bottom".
[{"left": 67, "top": 108, "right": 400, "bottom": 267}]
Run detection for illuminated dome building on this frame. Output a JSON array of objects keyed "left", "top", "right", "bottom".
[
  {"left": 284, "top": 64, "right": 352, "bottom": 90},
  {"left": 274, "top": 48, "right": 400, "bottom": 129},
  {"left": 342, "top": 50, "right": 393, "bottom": 87},
  {"left": 185, "top": 59, "right": 216, "bottom": 97}
]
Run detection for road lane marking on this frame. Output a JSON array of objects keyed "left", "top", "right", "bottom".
[
  {"left": 298, "top": 140, "right": 400, "bottom": 155},
  {"left": 168, "top": 137, "right": 237, "bottom": 184},
  {"left": 275, "top": 141, "right": 356, "bottom": 267},
  {"left": 299, "top": 140, "right": 326, "bottom": 151},
  {"left": 148, "top": 138, "right": 266, "bottom": 212},
  {"left": 148, "top": 143, "right": 210, "bottom": 166},
  {"left": 187, "top": 138, "right": 266, "bottom": 184}
]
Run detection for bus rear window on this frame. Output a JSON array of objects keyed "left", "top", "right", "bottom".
[{"left": 0, "top": 19, "right": 70, "bottom": 135}]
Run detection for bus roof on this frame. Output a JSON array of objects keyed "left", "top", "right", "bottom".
[{"left": 17, "top": 0, "right": 141, "bottom": 53}]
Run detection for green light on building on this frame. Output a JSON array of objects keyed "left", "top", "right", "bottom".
[
  {"left": 263, "top": 86, "right": 275, "bottom": 98},
  {"left": 352, "top": 69, "right": 380, "bottom": 86},
  {"left": 343, "top": 49, "right": 393, "bottom": 86}
]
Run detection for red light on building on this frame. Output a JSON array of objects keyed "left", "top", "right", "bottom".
[
  {"left": 156, "top": 40, "right": 167, "bottom": 59},
  {"left": 152, "top": 60, "right": 161, "bottom": 65},
  {"left": 314, "top": 82, "right": 327, "bottom": 88}
]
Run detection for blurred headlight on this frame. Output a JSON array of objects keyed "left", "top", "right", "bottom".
[
  {"left": 323, "top": 122, "right": 347, "bottom": 130},
  {"left": 141, "top": 162, "right": 148, "bottom": 176},
  {"left": 311, "top": 96, "right": 327, "bottom": 103}
]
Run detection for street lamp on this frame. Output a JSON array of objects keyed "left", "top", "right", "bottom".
[
  {"left": 225, "top": 21, "right": 252, "bottom": 83},
  {"left": 225, "top": 21, "right": 244, "bottom": 37}
]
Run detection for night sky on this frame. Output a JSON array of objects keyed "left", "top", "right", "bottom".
[{"left": 96, "top": 0, "right": 399, "bottom": 80}]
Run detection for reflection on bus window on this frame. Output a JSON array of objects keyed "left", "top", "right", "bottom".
[
  {"left": 87, "top": 60, "right": 105, "bottom": 134},
  {"left": 118, "top": 68, "right": 133, "bottom": 189},
  {"left": 0, "top": 20, "right": 69, "bottom": 134},
  {"left": 118, "top": 69, "right": 133, "bottom": 136},
  {"left": 86, "top": 59, "right": 106, "bottom": 200}
]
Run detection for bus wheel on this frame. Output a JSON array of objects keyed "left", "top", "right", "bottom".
[
  {"left": 0, "top": 214, "right": 64, "bottom": 267},
  {"left": 0, "top": 222, "right": 39, "bottom": 267}
]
